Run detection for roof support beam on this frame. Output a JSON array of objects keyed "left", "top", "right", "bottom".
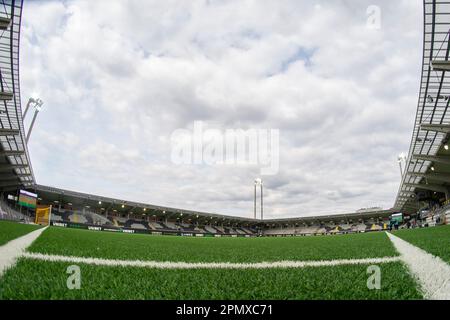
[
  {"left": 0, "top": 17, "right": 11, "bottom": 30},
  {"left": 0, "top": 150, "right": 25, "bottom": 157},
  {"left": 15, "top": 173, "right": 32, "bottom": 178},
  {"left": 419, "top": 123, "right": 450, "bottom": 133},
  {"left": 413, "top": 154, "right": 450, "bottom": 165},
  {"left": 0, "top": 128, "right": 20, "bottom": 136},
  {"left": 0, "top": 91, "right": 14, "bottom": 101},
  {"left": 398, "top": 195, "right": 412, "bottom": 199},
  {"left": 0, "top": 165, "right": 28, "bottom": 173},
  {"left": 0, "top": 176, "right": 31, "bottom": 183},
  {"left": 431, "top": 60, "right": 450, "bottom": 71},
  {"left": 0, "top": 174, "right": 22, "bottom": 181},
  {"left": 407, "top": 172, "right": 450, "bottom": 182},
  {"left": 0, "top": 186, "right": 21, "bottom": 192},
  {"left": 404, "top": 183, "right": 450, "bottom": 199},
  {"left": 0, "top": 181, "right": 21, "bottom": 188}
]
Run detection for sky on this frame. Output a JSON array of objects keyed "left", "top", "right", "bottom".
[{"left": 20, "top": 0, "right": 422, "bottom": 219}]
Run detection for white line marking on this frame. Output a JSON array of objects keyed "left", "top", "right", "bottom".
[
  {"left": 0, "top": 226, "right": 48, "bottom": 276},
  {"left": 21, "top": 252, "right": 401, "bottom": 269},
  {"left": 386, "top": 232, "right": 450, "bottom": 300}
]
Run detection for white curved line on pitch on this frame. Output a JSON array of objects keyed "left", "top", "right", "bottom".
[
  {"left": 0, "top": 226, "right": 48, "bottom": 276},
  {"left": 21, "top": 252, "right": 401, "bottom": 269},
  {"left": 386, "top": 232, "right": 450, "bottom": 300}
]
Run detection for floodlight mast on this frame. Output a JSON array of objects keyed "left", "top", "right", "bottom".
[
  {"left": 25, "top": 97, "right": 44, "bottom": 143},
  {"left": 261, "top": 181, "right": 263, "bottom": 220},
  {"left": 254, "top": 178, "right": 263, "bottom": 220},
  {"left": 23, "top": 97, "right": 35, "bottom": 119},
  {"left": 397, "top": 153, "right": 406, "bottom": 177},
  {"left": 254, "top": 182, "right": 257, "bottom": 219}
]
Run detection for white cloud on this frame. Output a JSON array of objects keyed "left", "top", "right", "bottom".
[{"left": 21, "top": 0, "right": 422, "bottom": 218}]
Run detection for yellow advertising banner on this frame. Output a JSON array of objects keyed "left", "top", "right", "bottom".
[{"left": 35, "top": 205, "right": 52, "bottom": 225}]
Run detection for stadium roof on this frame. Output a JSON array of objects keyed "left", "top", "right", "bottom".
[
  {"left": 261, "top": 209, "right": 394, "bottom": 226},
  {"left": 394, "top": 0, "right": 450, "bottom": 213},
  {"left": 0, "top": 0, "right": 34, "bottom": 191},
  {"left": 33, "top": 184, "right": 395, "bottom": 227},
  {"left": 34, "top": 184, "right": 259, "bottom": 226}
]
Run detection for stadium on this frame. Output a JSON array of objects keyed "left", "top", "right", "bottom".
[{"left": 0, "top": 0, "right": 449, "bottom": 303}]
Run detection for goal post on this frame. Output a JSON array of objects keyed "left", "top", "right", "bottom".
[{"left": 35, "top": 205, "right": 52, "bottom": 226}]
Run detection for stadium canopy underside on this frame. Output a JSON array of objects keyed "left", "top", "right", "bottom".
[
  {"left": 0, "top": 0, "right": 34, "bottom": 192},
  {"left": 395, "top": 0, "right": 450, "bottom": 214}
]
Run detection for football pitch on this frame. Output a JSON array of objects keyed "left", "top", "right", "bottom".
[
  {"left": 0, "top": 221, "right": 42, "bottom": 247},
  {"left": 0, "top": 221, "right": 449, "bottom": 300}
]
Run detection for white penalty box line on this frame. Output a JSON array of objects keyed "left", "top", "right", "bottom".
[{"left": 20, "top": 252, "right": 402, "bottom": 269}]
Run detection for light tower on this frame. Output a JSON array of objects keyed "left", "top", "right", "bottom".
[
  {"left": 397, "top": 153, "right": 406, "bottom": 177},
  {"left": 23, "top": 97, "right": 42, "bottom": 119},
  {"left": 23, "top": 97, "right": 44, "bottom": 143},
  {"left": 254, "top": 178, "right": 263, "bottom": 220}
]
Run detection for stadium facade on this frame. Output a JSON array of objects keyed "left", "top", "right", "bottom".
[
  {"left": 1, "top": 0, "right": 450, "bottom": 237},
  {"left": 393, "top": 0, "right": 450, "bottom": 224},
  {"left": 0, "top": 0, "right": 33, "bottom": 191}
]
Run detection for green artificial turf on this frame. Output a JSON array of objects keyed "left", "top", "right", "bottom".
[
  {"left": 0, "top": 259, "right": 421, "bottom": 300},
  {"left": 0, "top": 220, "right": 42, "bottom": 246},
  {"left": 27, "top": 227, "right": 398, "bottom": 262},
  {"left": 0, "top": 226, "right": 432, "bottom": 300},
  {"left": 394, "top": 225, "right": 450, "bottom": 263}
]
